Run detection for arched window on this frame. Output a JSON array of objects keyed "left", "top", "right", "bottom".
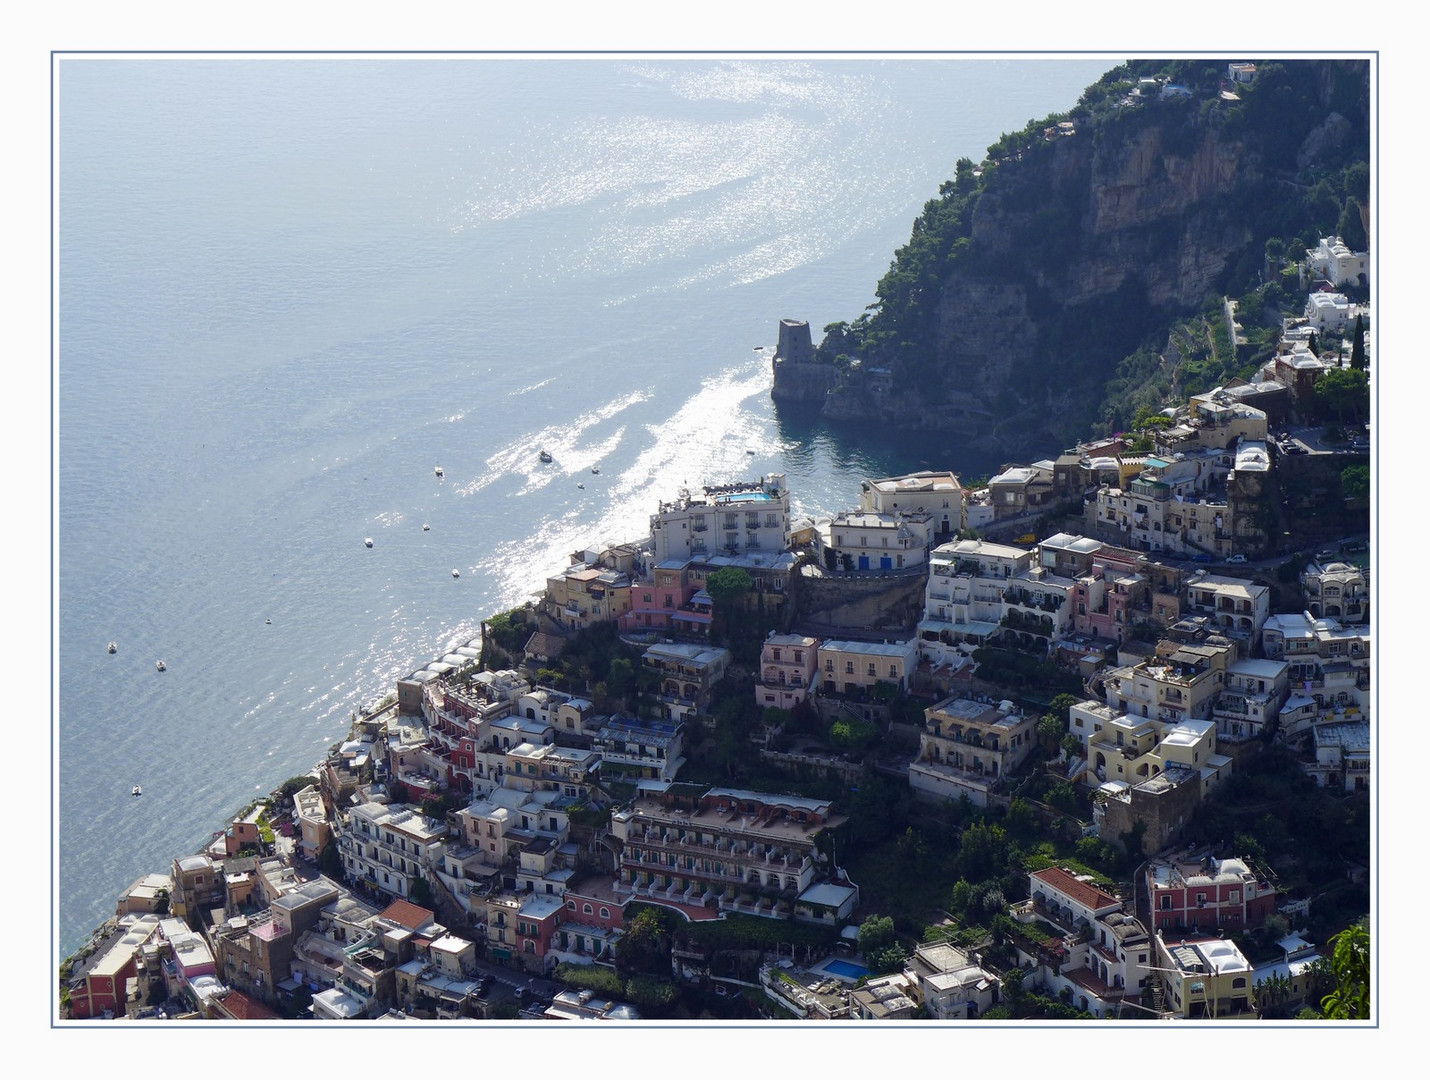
[
  {"left": 583, "top": 903, "right": 593, "bottom": 914},
  {"left": 600, "top": 907, "right": 610, "bottom": 919}
]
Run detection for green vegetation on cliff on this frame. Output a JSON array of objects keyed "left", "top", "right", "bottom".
[{"left": 810, "top": 58, "right": 1370, "bottom": 453}]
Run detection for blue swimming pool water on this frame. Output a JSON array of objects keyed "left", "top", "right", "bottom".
[{"left": 823, "top": 959, "right": 871, "bottom": 980}]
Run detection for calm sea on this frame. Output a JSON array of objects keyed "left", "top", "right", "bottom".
[{"left": 56, "top": 54, "right": 1111, "bottom": 959}]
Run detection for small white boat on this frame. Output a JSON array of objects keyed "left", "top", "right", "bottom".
[
  {"left": 577, "top": 482, "right": 584, "bottom": 489},
  {"left": 434, "top": 465, "right": 444, "bottom": 477},
  {"left": 365, "top": 537, "right": 374, "bottom": 548},
  {"left": 591, "top": 466, "right": 600, "bottom": 474},
  {"left": 265, "top": 618, "right": 272, "bottom": 625},
  {"left": 423, "top": 523, "right": 431, "bottom": 531},
  {"left": 156, "top": 660, "right": 166, "bottom": 672},
  {"left": 132, "top": 785, "right": 142, "bottom": 797},
  {"left": 108, "top": 641, "right": 117, "bottom": 654},
  {"left": 451, "top": 568, "right": 460, "bottom": 578},
  {"left": 538, "top": 450, "right": 553, "bottom": 463}
]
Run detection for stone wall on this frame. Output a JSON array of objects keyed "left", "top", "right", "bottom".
[{"left": 790, "top": 567, "right": 927, "bottom": 638}]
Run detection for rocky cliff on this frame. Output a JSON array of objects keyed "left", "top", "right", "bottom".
[{"left": 775, "top": 59, "right": 1370, "bottom": 458}]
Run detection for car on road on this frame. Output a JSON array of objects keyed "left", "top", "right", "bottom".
[
  {"left": 1226, "top": 553, "right": 1247, "bottom": 563},
  {"left": 1192, "top": 553, "right": 1213, "bottom": 563}
]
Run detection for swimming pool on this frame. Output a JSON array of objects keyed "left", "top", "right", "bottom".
[{"left": 822, "top": 959, "right": 871, "bottom": 980}]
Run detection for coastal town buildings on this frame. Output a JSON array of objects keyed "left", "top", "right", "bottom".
[
  {"left": 1301, "top": 559, "right": 1368, "bottom": 623},
  {"left": 542, "top": 557, "right": 635, "bottom": 632},
  {"left": 1154, "top": 933, "right": 1257, "bottom": 1018},
  {"left": 592, "top": 715, "right": 685, "bottom": 781},
  {"left": 909, "top": 695, "right": 1036, "bottom": 806},
  {"left": 619, "top": 560, "right": 713, "bottom": 638},
  {"left": 815, "top": 507, "right": 934, "bottom": 572},
  {"left": 857, "top": 470, "right": 964, "bottom": 537},
  {"left": 817, "top": 638, "right": 918, "bottom": 698},
  {"left": 1014, "top": 866, "right": 1151, "bottom": 1017},
  {"left": 1145, "top": 852, "right": 1277, "bottom": 933},
  {"left": 642, "top": 641, "right": 731, "bottom": 722},
  {"left": 649, "top": 475, "right": 791, "bottom": 563},
  {"left": 336, "top": 801, "right": 447, "bottom": 904},
  {"left": 608, "top": 781, "right": 853, "bottom": 922},
  {"left": 63, "top": 339, "right": 1373, "bottom": 1025},
  {"left": 917, "top": 539, "right": 1035, "bottom": 661},
  {"left": 904, "top": 940, "right": 999, "bottom": 1019},
  {"left": 1304, "top": 235, "right": 1368, "bottom": 289},
  {"left": 756, "top": 632, "right": 820, "bottom": 710}
]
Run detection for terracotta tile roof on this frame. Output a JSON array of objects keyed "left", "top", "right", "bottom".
[
  {"left": 379, "top": 899, "right": 435, "bottom": 930},
  {"left": 1032, "top": 866, "right": 1120, "bottom": 912},
  {"left": 215, "top": 989, "right": 282, "bottom": 1021}
]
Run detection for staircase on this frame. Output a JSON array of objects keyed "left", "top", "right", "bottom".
[{"left": 1146, "top": 971, "right": 1166, "bottom": 1014}]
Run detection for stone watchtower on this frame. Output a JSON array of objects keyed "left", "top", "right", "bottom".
[
  {"left": 770, "top": 317, "right": 837, "bottom": 405},
  {"left": 773, "top": 318, "right": 815, "bottom": 364}
]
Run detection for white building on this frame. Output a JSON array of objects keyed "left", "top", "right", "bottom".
[
  {"left": 649, "top": 475, "right": 791, "bottom": 563},
  {"left": 1185, "top": 572, "right": 1271, "bottom": 640},
  {"left": 1307, "top": 721, "right": 1370, "bottom": 792},
  {"left": 858, "top": 471, "right": 964, "bottom": 537},
  {"left": 1212, "top": 658, "right": 1289, "bottom": 742},
  {"left": 337, "top": 802, "right": 447, "bottom": 903},
  {"left": 918, "top": 539, "right": 1034, "bottom": 659},
  {"left": 816, "top": 508, "right": 934, "bottom": 572},
  {"left": 1304, "top": 291, "right": 1353, "bottom": 332},
  {"left": 1305, "top": 235, "right": 1368, "bottom": 289}
]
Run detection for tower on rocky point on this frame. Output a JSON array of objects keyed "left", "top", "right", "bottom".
[{"left": 773, "top": 318, "right": 814, "bottom": 364}]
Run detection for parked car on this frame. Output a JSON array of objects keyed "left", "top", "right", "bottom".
[{"left": 1226, "top": 553, "right": 1247, "bottom": 563}]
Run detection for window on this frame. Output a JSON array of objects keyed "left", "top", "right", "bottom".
[
  {"left": 567, "top": 900, "right": 576, "bottom": 910},
  {"left": 600, "top": 907, "right": 610, "bottom": 919},
  {"left": 846, "top": 661, "right": 854, "bottom": 675},
  {"left": 583, "top": 903, "right": 593, "bottom": 914}
]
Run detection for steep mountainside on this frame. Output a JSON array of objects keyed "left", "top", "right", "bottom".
[{"left": 774, "top": 59, "right": 1370, "bottom": 458}]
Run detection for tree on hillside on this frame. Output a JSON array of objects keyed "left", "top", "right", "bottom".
[
  {"left": 1321, "top": 919, "right": 1370, "bottom": 1019},
  {"left": 616, "top": 906, "right": 677, "bottom": 976},
  {"left": 1313, "top": 367, "right": 1369, "bottom": 423},
  {"left": 857, "top": 915, "right": 897, "bottom": 956},
  {"left": 1349, "top": 314, "right": 1366, "bottom": 371},
  {"left": 705, "top": 566, "right": 753, "bottom": 640},
  {"left": 1341, "top": 464, "right": 1369, "bottom": 502}
]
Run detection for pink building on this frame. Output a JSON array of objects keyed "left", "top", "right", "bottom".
[
  {"left": 621, "top": 561, "right": 713, "bottom": 638},
  {"left": 1146, "top": 853, "right": 1278, "bottom": 933},
  {"left": 756, "top": 632, "right": 819, "bottom": 710}
]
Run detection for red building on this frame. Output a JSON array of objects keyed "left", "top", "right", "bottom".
[
  {"left": 1146, "top": 853, "right": 1277, "bottom": 932},
  {"left": 65, "top": 914, "right": 161, "bottom": 1019}
]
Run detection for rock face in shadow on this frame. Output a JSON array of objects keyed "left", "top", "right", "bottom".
[{"left": 773, "top": 60, "right": 1370, "bottom": 459}]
